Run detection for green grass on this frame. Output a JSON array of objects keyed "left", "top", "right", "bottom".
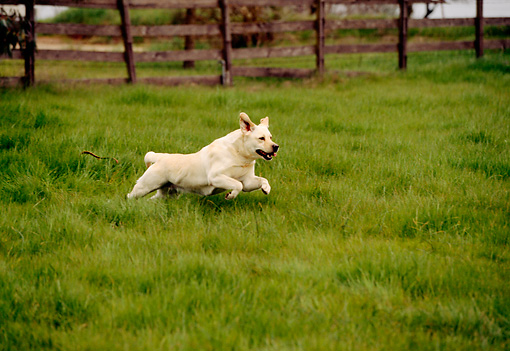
[
  {"left": 48, "top": 8, "right": 182, "bottom": 26},
  {"left": 1, "top": 50, "right": 509, "bottom": 350}
]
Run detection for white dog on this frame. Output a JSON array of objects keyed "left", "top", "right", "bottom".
[{"left": 127, "top": 112, "right": 279, "bottom": 200}]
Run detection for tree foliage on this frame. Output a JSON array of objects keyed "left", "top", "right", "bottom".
[{"left": 0, "top": 8, "right": 29, "bottom": 57}]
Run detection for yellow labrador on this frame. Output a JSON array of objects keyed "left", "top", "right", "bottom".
[{"left": 127, "top": 112, "right": 279, "bottom": 200}]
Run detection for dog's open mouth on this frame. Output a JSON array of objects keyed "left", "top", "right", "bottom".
[{"left": 256, "top": 149, "right": 277, "bottom": 161}]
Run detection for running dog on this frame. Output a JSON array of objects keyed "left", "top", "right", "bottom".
[{"left": 127, "top": 112, "right": 279, "bottom": 200}]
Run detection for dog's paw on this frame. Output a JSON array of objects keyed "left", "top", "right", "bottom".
[
  {"left": 261, "top": 182, "right": 271, "bottom": 195},
  {"left": 225, "top": 190, "right": 239, "bottom": 200}
]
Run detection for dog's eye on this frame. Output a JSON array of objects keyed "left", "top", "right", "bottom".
[{"left": 259, "top": 137, "right": 265, "bottom": 141}]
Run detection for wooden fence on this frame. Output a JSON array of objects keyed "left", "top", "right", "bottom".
[{"left": 0, "top": 0, "right": 509, "bottom": 87}]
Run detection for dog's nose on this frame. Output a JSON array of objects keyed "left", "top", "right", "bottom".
[{"left": 273, "top": 144, "right": 279, "bottom": 152}]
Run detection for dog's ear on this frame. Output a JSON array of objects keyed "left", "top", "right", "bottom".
[
  {"left": 240, "top": 112, "right": 255, "bottom": 134},
  {"left": 260, "top": 117, "right": 269, "bottom": 127}
]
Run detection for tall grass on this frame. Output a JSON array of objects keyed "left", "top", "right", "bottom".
[{"left": 0, "top": 50, "right": 509, "bottom": 350}]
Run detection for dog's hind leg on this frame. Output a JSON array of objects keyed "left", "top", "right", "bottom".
[
  {"left": 150, "top": 184, "right": 177, "bottom": 200},
  {"left": 127, "top": 167, "right": 168, "bottom": 199}
]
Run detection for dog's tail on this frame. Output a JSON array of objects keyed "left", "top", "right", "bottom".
[{"left": 144, "top": 151, "right": 158, "bottom": 168}]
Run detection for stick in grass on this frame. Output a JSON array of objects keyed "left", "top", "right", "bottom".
[{"left": 81, "top": 151, "right": 119, "bottom": 164}]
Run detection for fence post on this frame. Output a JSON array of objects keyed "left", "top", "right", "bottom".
[
  {"left": 183, "top": 9, "right": 196, "bottom": 69},
  {"left": 23, "top": 0, "right": 35, "bottom": 87},
  {"left": 316, "top": 0, "right": 325, "bottom": 76},
  {"left": 220, "top": 0, "right": 233, "bottom": 86},
  {"left": 398, "top": 0, "right": 408, "bottom": 70},
  {"left": 475, "top": 0, "right": 484, "bottom": 58},
  {"left": 118, "top": 0, "right": 136, "bottom": 83}
]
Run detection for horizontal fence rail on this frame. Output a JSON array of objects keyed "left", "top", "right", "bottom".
[
  {"left": 0, "top": 0, "right": 509, "bottom": 87},
  {"left": 0, "top": 0, "right": 472, "bottom": 7}
]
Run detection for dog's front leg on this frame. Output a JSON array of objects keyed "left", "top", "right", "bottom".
[
  {"left": 243, "top": 176, "right": 271, "bottom": 195},
  {"left": 209, "top": 174, "right": 243, "bottom": 200}
]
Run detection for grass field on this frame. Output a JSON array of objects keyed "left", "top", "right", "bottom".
[{"left": 1, "top": 50, "right": 509, "bottom": 350}]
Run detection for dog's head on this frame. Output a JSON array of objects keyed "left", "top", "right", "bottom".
[{"left": 240, "top": 112, "right": 279, "bottom": 161}]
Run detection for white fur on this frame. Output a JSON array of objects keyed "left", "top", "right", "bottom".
[{"left": 127, "top": 112, "right": 279, "bottom": 200}]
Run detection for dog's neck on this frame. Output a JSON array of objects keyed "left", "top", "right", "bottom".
[{"left": 225, "top": 130, "right": 258, "bottom": 163}]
